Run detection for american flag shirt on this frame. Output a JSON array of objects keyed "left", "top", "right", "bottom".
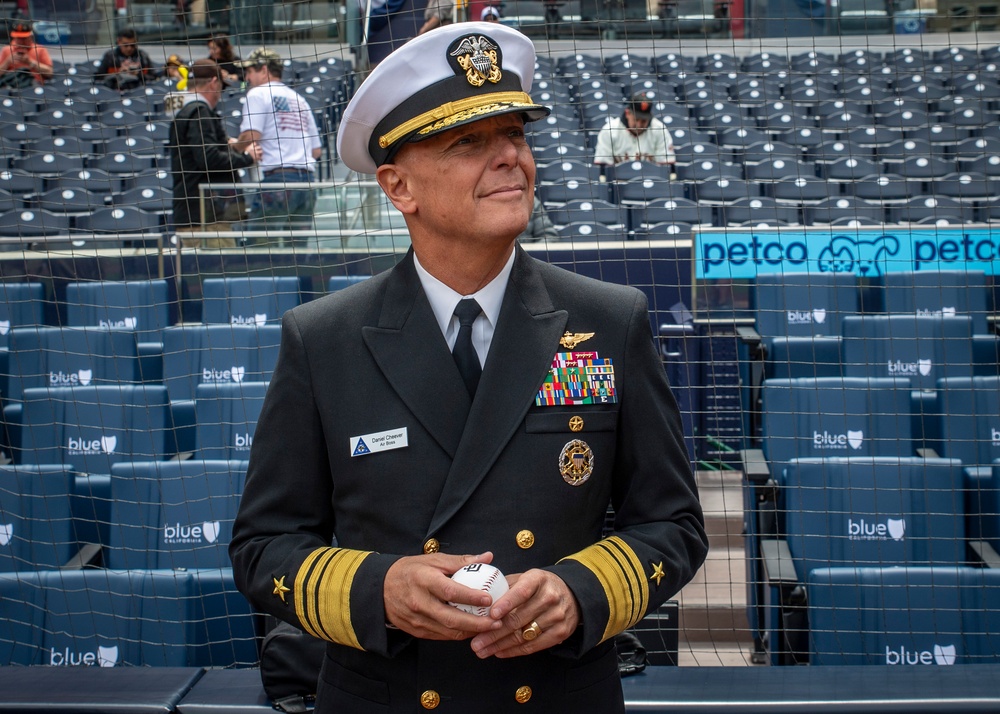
[{"left": 240, "top": 81, "right": 322, "bottom": 173}]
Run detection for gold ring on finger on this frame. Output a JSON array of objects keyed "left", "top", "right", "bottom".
[{"left": 521, "top": 621, "right": 542, "bottom": 641}]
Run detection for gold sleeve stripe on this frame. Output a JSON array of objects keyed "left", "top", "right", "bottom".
[
  {"left": 294, "top": 546, "right": 370, "bottom": 650},
  {"left": 561, "top": 536, "right": 648, "bottom": 643}
]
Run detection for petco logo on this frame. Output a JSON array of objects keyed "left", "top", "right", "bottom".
[
  {"left": 848, "top": 517, "right": 906, "bottom": 541},
  {"left": 234, "top": 433, "right": 253, "bottom": 451},
  {"left": 787, "top": 309, "right": 826, "bottom": 325},
  {"left": 886, "top": 644, "right": 956, "bottom": 666},
  {"left": 887, "top": 360, "right": 933, "bottom": 377},
  {"left": 50, "top": 369, "right": 93, "bottom": 386},
  {"left": 916, "top": 307, "right": 957, "bottom": 318},
  {"left": 231, "top": 313, "right": 267, "bottom": 326},
  {"left": 0, "top": 523, "right": 11, "bottom": 546},
  {"left": 813, "top": 430, "right": 864, "bottom": 450},
  {"left": 98, "top": 317, "right": 138, "bottom": 329},
  {"left": 67, "top": 435, "right": 117, "bottom": 455},
  {"left": 201, "top": 366, "right": 245, "bottom": 383},
  {"left": 50, "top": 645, "right": 118, "bottom": 667},
  {"left": 164, "top": 521, "right": 220, "bottom": 545}
]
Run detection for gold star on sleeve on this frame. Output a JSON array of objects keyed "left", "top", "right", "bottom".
[
  {"left": 649, "top": 562, "right": 665, "bottom": 588},
  {"left": 272, "top": 575, "right": 291, "bottom": 604}
]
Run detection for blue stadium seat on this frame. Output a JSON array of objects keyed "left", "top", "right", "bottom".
[
  {"left": 0, "top": 282, "right": 44, "bottom": 351},
  {"left": 105, "top": 459, "right": 248, "bottom": 570},
  {"left": 875, "top": 270, "right": 991, "bottom": 336},
  {"left": 161, "top": 324, "right": 281, "bottom": 403},
  {"left": 0, "top": 464, "right": 76, "bottom": 571},
  {"left": 737, "top": 272, "right": 860, "bottom": 443},
  {"left": 15, "top": 385, "right": 178, "bottom": 472},
  {"left": 741, "top": 377, "right": 917, "bottom": 662},
  {"left": 201, "top": 277, "right": 301, "bottom": 325},
  {"left": 64, "top": 279, "right": 172, "bottom": 341},
  {"left": 842, "top": 314, "right": 977, "bottom": 391},
  {"left": 0, "top": 568, "right": 257, "bottom": 667},
  {"left": 194, "top": 383, "right": 267, "bottom": 460},
  {"left": 808, "top": 566, "right": 1000, "bottom": 666},
  {"left": 326, "top": 275, "right": 370, "bottom": 293},
  {"left": 763, "top": 457, "right": 971, "bottom": 665}
]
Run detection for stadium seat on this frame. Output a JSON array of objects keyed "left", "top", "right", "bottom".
[
  {"left": 161, "top": 324, "right": 282, "bottom": 404},
  {"left": 65, "top": 279, "right": 173, "bottom": 343},
  {"left": 0, "top": 282, "right": 44, "bottom": 352},
  {"left": 105, "top": 459, "right": 248, "bottom": 570},
  {"left": 807, "top": 566, "right": 1000, "bottom": 666},
  {"left": 201, "top": 277, "right": 302, "bottom": 326},
  {"left": 0, "top": 464, "right": 77, "bottom": 571},
  {"left": 194, "top": 382, "right": 267, "bottom": 460},
  {"left": 874, "top": 270, "right": 991, "bottom": 335},
  {"left": 14, "top": 384, "right": 179, "bottom": 472},
  {"left": 841, "top": 314, "right": 977, "bottom": 391},
  {"left": 0, "top": 568, "right": 258, "bottom": 667},
  {"left": 547, "top": 199, "right": 625, "bottom": 228}
]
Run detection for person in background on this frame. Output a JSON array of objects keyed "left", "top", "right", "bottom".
[
  {"left": 0, "top": 21, "right": 53, "bottom": 87},
  {"left": 96, "top": 27, "right": 157, "bottom": 90},
  {"left": 164, "top": 55, "right": 189, "bottom": 90},
  {"left": 418, "top": 0, "right": 456, "bottom": 34},
  {"left": 169, "top": 59, "right": 260, "bottom": 248},
  {"left": 207, "top": 34, "right": 242, "bottom": 84},
  {"left": 230, "top": 22, "right": 706, "bottom": 713},
  {"left": 518, "top": 197, "right": 557, "bottom": 242},
  {"left": 593, "top": 91, "right": 675, "bottom": 167},
  {"left": 481, "top": 5, "right": 501, "bottom": 21},
  {"left": 234, "top": 47, "right": 322, "bottom": 243}
]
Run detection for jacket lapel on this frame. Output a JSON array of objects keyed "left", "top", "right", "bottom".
[
  {"left": 362, "top": 252, "right": 470, "bottom": 460},
  {"left": 427, "top": 248, "right": 568, "bottom": 535}
]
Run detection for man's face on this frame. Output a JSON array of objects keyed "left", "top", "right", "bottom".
[
  {"left": 624, "top": 109, "right": 650, "bottom": 136},
  {"left": 11, "top": 39, "right": 31, "bottom": 57},
  {"left": 117, "top": 37, "right": 137, "bottom": 56},
  {"left": 382, "top": 114, "right": 536, "bottom": 248},
  {"left": 245, "top": 65, "right": 268, "bottom": 87}
]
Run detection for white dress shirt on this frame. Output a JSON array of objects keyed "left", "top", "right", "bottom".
[{"left": 413, "top": 249, "right": 516, "bottom": 369}]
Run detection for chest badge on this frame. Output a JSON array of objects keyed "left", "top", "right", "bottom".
[
  {"left": 559, "top": 439, "right": 594, "bottom": 486},
  {"left": 560, "top": 331, "right": 595, "bottom": 349}
]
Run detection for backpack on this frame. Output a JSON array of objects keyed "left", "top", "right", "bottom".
[{"left": 259, "top": 620, "right": 326, "bottom": 713}]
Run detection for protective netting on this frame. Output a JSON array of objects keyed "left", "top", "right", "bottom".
[{"left": 0, "top": 1, "right": 996, "bottom": 682}]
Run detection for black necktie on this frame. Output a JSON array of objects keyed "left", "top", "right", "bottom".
[{"left": 452, "top": 299, "right": 483, "bottom": 398}]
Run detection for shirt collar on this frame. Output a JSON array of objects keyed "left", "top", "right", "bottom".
[{"left": 413, "top": 248, "right": 516, "bottom": 337}]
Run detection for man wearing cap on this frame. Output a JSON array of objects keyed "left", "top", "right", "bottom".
[
  {"left": 593, "top": 92, "right": 676, "bottom": 166},
  {"left": 169, "top": 59, "right": 261, "bottom": 247},
  {"left": 234, "top": 48, "right": 322, "bottom": 243},
  {"left": 231, "top": 22, "right": 706, "bottom": 714},
  {"left": 0, "top": 22, "right": 53, "bottom": 86}
]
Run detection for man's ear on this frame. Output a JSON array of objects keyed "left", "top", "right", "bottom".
[{"left": 376, "top": 163, "right": 417, "bottom": 215}]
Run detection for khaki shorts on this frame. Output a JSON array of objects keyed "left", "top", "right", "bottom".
[{"left": 176, "top": 223, "right": 235, "bottom": 249}]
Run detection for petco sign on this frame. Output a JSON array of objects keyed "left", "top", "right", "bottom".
[{"left": 695, "top": 227, "right": 1000, "bottom": 280}]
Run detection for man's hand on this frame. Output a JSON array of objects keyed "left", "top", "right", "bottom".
[
  {"left": 470, "top": 569, "right": 580, "bottom": 659},
  {"left": 384, "top": 551, "right": 504, "bottom": 641}
]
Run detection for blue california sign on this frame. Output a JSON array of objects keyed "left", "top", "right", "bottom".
[{"left": 695, "top": 227, "right": 1000, "bottom": 280}]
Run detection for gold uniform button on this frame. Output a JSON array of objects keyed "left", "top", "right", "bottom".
[
  {"left": 568, "top": 415, "right": 584, "bottom": 432},
  {"left": 423, "top": 538, "right": 440, "bottom": 554},
  {"left": 420, "top": 690, "right": 441, "bottom": 709},
  {"left": 515, "top": 685, "right": 532, "bottom": 704},
  {"left": 516, "top": 530, "right": 535, "bottom": 549}
]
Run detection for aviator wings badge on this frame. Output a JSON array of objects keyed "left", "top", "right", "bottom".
[{"left": 560, "top": 331, "right": 595, "bottom": 349}]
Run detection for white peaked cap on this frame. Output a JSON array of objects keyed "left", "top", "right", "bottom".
[{"left": 337, "top": 22, "right": 549, "bottom": 174}]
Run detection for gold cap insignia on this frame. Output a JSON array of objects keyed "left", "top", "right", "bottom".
[
  {"left": 559, "top": 439, "right": 594, "bottom": 486},
  {"left": 560, "top": 331, "right": 595, "bottom": 349},
  {"left": 449, "top": 35, "right": 502, "bottom": 87},
  {"left": 272, "top": 574, "right": 291, "bottom": 604},
  {"left": 650, "top": 561, "right": 665, "bottom": 588}
]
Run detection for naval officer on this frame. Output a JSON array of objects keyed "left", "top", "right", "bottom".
[{"left": 230, "top": 22, "right": 707, "bottom": 713}]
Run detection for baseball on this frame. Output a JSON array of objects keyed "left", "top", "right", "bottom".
[{"left": 449, "top": 563, "right": 509, "bottom": 617}]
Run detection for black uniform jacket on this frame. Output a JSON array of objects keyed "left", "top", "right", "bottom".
[
  {"left": 230, "top": 246, "right": 707, "bottom": 713},
  {"left": 168, "top": 99, "right": 254, "bottom": 227}
]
